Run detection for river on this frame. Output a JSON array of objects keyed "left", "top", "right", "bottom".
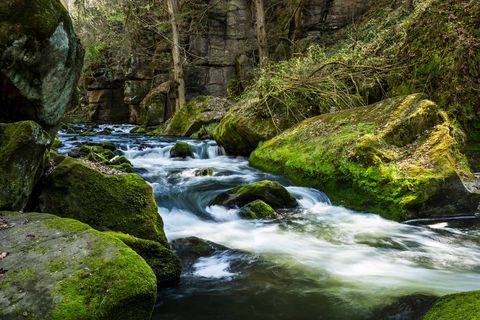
[{"left": 58, "top": 124, "right": 480, "bottom": 320}]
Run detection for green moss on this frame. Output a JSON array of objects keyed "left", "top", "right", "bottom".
[
  {"left": 48, "top": 227, "right": 156, "bottom": 320},
  {"left": 250, "top": 95, "right": 476, "bottom": 220},
  {"left": 35, "top": 157, "right": 168, "bottom": 246},
  {"left": 210, "top": 180, "right": 298, "bottom": 209},
  {"left": 105, "top": 232, "right": 182, "bottom": 285},
  {"left": 0, "top": 121, "right": 50, "bottom": 211},
  {"left": 239, "top": 200, "right": 276, "bottom": 219},
  {"left": 0, "top": 0, "right": 72, "bottom": 44},
  {"left": 170, "top": 141, "right": 194, "bottom": 158},
  {"left": 423, "top": 291, "right": 480, "bottom": 320}
]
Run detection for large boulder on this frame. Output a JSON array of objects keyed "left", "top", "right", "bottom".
[
  {"left": 138, "top": 81, "right": 176, "bottom": 127},
  {"left": 34, "top": 157, "right": 168, "bottom": 245},
  {"left": 106, "top": 231, "right": 182, "bottom": 285},
  {"left": 162, "top": 96, "right": 232, "bottom": 138},
  {"left": 0, "top": 121, "right": 50, "bottom": 211},
  {"left": 0, "top": 0, "right": 84, "bottom": 135},
  {"left": 0, "top": 212, "right": 157, "bottom": 320},
  {"left": 209, "top": 180, "right": 298, "bottom": 209},
  {"left": 422, "top": 291, "right": 480, "bottom": 320},
  {"left": 250, "top": 94, "right": 480, "bottom": 220}
]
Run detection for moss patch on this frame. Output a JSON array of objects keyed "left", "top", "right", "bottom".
[
  {"left": 34, "top": 157, "right": 168, "bottom": 245},
  {"left": 423, "top": 291, "right": 480, "bottom": 320},
  {"left": 105, "top": 232, "right": 182, "bottom": 285},
  {"left": 250, "top": 95, "right": 478, "bottom": 220},
  {"left": 0, "top": 212, "right": 156, "bottom": 320}
]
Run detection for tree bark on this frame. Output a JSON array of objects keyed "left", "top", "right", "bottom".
[
  {"left": 167, "top": 0, "right": 186, "bottom": 111},
  {"left": 254, "top": 0, "right": 268, "bottom": 68},
  {"left": 406, "top": 0, "right": 414, "bottom": 11}
]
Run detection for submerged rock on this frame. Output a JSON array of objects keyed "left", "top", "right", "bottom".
[
  {"left": 34, "top": 157, "right": 168, "bottom": 245},
  {"left": 422, "top": 290, "right": 480, "bottom": 320},
  {"left": 0, "top": 212, "right": 157, "bottom": 320},
  {"left": 0, "top": 0, "right": 84, "bottom": 135},
  {"left": 0, "top": 121, "right": 50, "bottom": 211},
  {"left": 106, "top": 231, "right": 182, "bottom": 285},
  {"left": 371, "top": 294, "right": 437, "bottom": 320},
  {"left": 170, "top": 237, "right": 229, "bottom": 269},
  {"left": 239, "top": 200, "right": 276, "bottom": 219},
  {"left": 250, "top": 94, "right": 480, "bottom": 220},
  {"left": 194, "top": 168, "right": 214, "bottom": 176},
  {"left": 209, "top": 180, "right": 298, "bottom": 209},
  {"left": 170, "top": 141, "right": 194, "bottom": 158}
]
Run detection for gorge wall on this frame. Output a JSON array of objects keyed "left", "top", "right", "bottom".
[{"left": 66, "top": 0, "right": 374, "bottom": 124}]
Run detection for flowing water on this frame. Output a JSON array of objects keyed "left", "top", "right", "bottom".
[{"left": 58, "top": 124, "right": 480, "bottom": 320}]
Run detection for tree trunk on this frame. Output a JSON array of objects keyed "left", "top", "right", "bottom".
[
  {"left": 406, "top": 0, "right": 414, "bottom": 11},
  {"left": 254, "top": 0, "right": 268, "bottom": 68},
  {"left": 167, "top": 0, "right": 186, "bottom": 111}
]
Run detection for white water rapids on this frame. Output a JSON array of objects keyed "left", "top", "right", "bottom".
[{"left": 58, "top": 124, "right": 480, "bottom": 319}]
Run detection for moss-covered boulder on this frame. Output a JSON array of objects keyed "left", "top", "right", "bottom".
[
  {"left": 106, "top": 231, "right": 182, "bottom": 285},
  {"left": 68, "top": 142, "right": 133, "bottom": 173},
  {"left": 34, "top": 157, "right": 168, "bottom": 245},
  {"left": 0, "top": 0, "right": 84, "bottom": 135},
  {"left": 209, "top": 180, "right": 298, "bottom": 209},
  {"left": 161, "top": 96, "right": 231, "bottom": 138},
  {"left": 239, "top": 200, "right": 276, "bottom": 219},
  {"left": 250, "top": 94, "right": 480, "bottom": 220},
  {"left": 0, "top": 121, "right": 50, "bottom": 211},
  {"left": 139, "top": 81, "right": 176, "bottom": 127},
  {"left": 0, "top": 212, "right": 157, "bottom": 320},
  {"left": 170, "top": 141, "right": 194, "bottom": 158},
  {"left": 422, "top": 291, "right": 480, "bottom": 320}
]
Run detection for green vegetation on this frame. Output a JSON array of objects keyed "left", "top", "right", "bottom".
[
  {"left": 250, "top": 95, "right": 478, "bottom": 220},
  {"left": 423, "top": 291, "right": 480, "bottom": 320},
  {"left": 170, "top": 141, "right": 194, "bottom": 158},
  {"left": 210, "top": 180, "right": 298, "bottom": 209},
  {"left": 35, "top": 157, "right": 168, "bottom": 245},
  {"left": 0, "top": 212, "right": 157, "bottom": 320},
  {"left": 105, "top": 232, "right": 182, "bottom": 285},
  {"left": 239, "top": 200, "right": 276, "bottom": 219},
  {"left": 0, "top": 121, "right": 50, "bottom": 211}
]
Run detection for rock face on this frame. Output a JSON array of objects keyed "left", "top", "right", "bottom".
[
  {"left": 34, "top": 157, "right": 168, "bottom": 245},
  {"left": 0, "top": 121, "right": 50, "bottom": 211},
  {"left": 209, "top": 180, "right": 298, "bottom": 209},
  {"left": 0, "top": 0, "right": 84, "bottom": 135},
  {"left": 422, "top": 291, "right": 480, "bottom": 320},
  {"left": 250, "top": 94, "right": 480, "bottom": 220},
  {"left": 139, "top": 81, "right": 176, "bottom": 127},
  {"left": 0, "top": 212, "right": 157, "bottom": 320}
]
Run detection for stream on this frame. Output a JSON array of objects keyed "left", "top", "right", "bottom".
[{"left": 58, "top": 124, "right": 480, "bottom": 320}]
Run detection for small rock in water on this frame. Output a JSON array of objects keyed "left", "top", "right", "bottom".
[
  {"left": 170, "top": 142, "right": 194, "bottom": 159},
  {"left": 194, "top": 168, "right": 214, "bottom": 176}
]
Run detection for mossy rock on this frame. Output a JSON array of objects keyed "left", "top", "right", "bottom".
[
  {"left": 422, "top": 291, "right": 480, "bottom": 320},
  {"left": 250, "top": 94, "right": 480, "bottom": 220},
  {"left": 105, "top": 232, "right": 182, "bottom": 285},
  {"left": 170, "top": 141, "right": 194, "bottom": 158},
  {"left": 239, "top": 200, "right": 276, "bottom": 219},
  {"left": 0, "top": 212, "right": 157, "bottom": 320},
  {"left": 0, "top": 0, "right": 84, "bottom": 135},
  {"left": 194, "top": 168, "right": 214, "bottom": 176},
  {"left": 162, "top": 96, "right": 231, "bottom": 137},
  {"left": 170, "top": 237, "right": 229, "bottom": 269},
  {"left": 212, "top": 99, "right": 278, "bottom": 156},
  {"left": 0, "top": 121, "right": 50, "bottom": 211},
  {"left": 209, "top": 180, "right": 298, "bottom": 209},
  {"left": 34, "top": 157, "right": 168, "bottom": 245},
  {"left": 68, "top": 143, "right": 133, "bottom": 173}
]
